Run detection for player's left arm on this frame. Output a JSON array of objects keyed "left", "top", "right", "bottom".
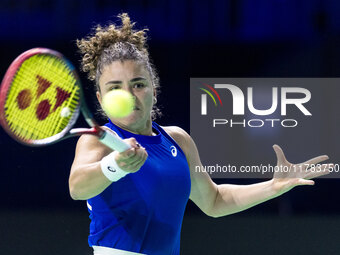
[{"left": 165, "top": 126, "right": 333, "bottom": 218}]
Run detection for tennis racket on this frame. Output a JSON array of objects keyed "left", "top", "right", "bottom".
[{"left": 0, "top": 47, "right": 130, "bottom": 152}]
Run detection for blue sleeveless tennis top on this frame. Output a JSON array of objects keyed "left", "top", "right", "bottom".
[{"left": 87, "top": 121, "right": 191, "bottom": 255}]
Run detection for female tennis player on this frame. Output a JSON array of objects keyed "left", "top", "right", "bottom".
[{"left": 69, "top": 13, "right": 333, "bottom": 255}]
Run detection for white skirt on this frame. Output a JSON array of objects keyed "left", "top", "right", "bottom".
[{"left": 92, "top": 246, "right": 145, "bottom": 255}]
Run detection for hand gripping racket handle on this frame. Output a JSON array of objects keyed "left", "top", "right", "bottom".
[{"left": 99, "top": 130, "right": 131, "bottom": 152}]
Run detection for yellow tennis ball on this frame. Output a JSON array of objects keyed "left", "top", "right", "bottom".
[{"left": 102, "top": 90, "right": 135, "bottom": 118}]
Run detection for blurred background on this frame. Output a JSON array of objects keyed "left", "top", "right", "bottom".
[{"left": 1, "top": 0, "right": 340, "bottom": 254}]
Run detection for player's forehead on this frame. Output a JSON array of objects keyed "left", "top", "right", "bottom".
[{"left": 99, "top": 60, "right": 149, "bottom": 84}]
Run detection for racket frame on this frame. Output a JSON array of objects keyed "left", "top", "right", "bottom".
[{"left": 0, "top": 48, "right": 107, "bottom": 147}]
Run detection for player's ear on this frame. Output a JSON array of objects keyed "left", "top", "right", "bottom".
[
  {"left": 96, "top": 91, "right": 102, "bottom": 105},
  {"left": 153, "top": 89, "right": 157, "bottom": 103}
]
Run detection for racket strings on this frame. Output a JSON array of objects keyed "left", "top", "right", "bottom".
[{"left": 4, "top": 54, "right": 80, "bottom": 141}]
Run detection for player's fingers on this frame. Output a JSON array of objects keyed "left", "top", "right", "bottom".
[
  {"left": 301, "top": 155, "right": 329, "bottom": 168},
  {"left": 124, "top": 137, "right": 140, "bottom": 149},
  {"left": 133, "top": 148, "right": 148, "bottom": 166},
  {"left": 116, "top": 147, "right": 136, "bottom": 161},
  {"left": 124, "top": 147, "right": 147, "bottom": 166},
  {"left": 304, "top": 163, "right": 332, "bottom": 179},
  {"left": 273, "top": 144, "right": 288, "bottom": 164},
  {"left": 295, "top": 179, "right": 315, "bottom": 186},
  {"left": 130, "top": 151, "right": 148, "bottom": 171},
  {"left": 119, "top": 147, "right": 148, "bottom": 171}
]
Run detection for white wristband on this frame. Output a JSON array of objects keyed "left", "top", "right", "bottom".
[{"left": 100, "top": 151, "right": 129, "bottom": 182}]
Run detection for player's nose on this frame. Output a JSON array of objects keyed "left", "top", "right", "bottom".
[{"left": 121, "top": 83, "right": 134, "bottom": 95}]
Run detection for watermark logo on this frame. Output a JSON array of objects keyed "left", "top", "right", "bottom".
[
  {"left": 199, "top": 83, "right": 223, "bottom": 115},
  {"left": 190, "top": 78, "right": 337, "bottom": 179},
  {"left": 200, "top": 84, "right": 311, "bottom": 116},
  {"left": 197, "top": 82, "right": 312, "bottom": 128}
]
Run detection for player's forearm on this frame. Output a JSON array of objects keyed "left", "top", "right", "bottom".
[
  {"left": 211, "top": 179, "right": 279, "bottom": 217},
  {"left": 69, "top": 162, "right": 112, "bottom": 200}
]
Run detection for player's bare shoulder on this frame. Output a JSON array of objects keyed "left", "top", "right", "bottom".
[{"left": 162, "top": 126, "right": 191, "bottom": 153}]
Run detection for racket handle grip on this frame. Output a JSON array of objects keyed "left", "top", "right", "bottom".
[{"left": 99, "top": 130, "right": 131, "bottom": 152}]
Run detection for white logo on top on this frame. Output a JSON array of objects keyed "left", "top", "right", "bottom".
[{"left": 170, "top": 146, "right": 177, "bottom": 157}]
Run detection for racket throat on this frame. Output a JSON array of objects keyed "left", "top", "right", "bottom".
[{"left": 69, "top": 126, "right": 103, "bottom": 137}]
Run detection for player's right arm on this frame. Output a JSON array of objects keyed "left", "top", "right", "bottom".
[{"left": 69, "top": 134, "right": 147, "bottom": 200}]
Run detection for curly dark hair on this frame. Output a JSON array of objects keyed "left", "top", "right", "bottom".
[{"left": 76, "top": 13, "right": 161, "bottom": 119}]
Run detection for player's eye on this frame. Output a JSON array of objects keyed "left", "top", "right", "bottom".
[
  {"left": 133, "top": 82, "right": 146, "bottom": 89},
  {"left": 110, "top": 85, "right": 121, "bottom": 90}
]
